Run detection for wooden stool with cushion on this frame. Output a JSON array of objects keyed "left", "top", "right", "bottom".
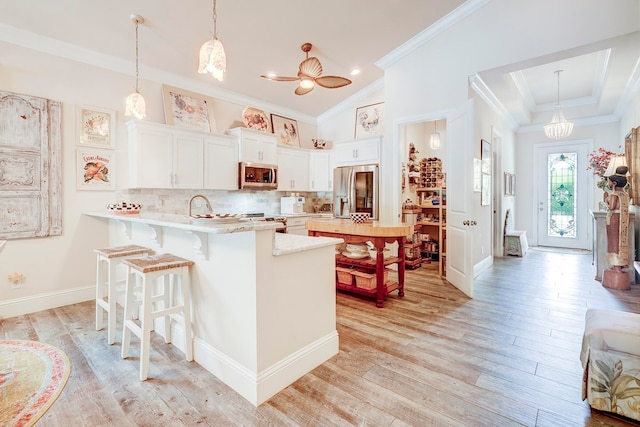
[
  {"left": 95, "top": 244, "right": 153, "bottom": 345},
  {"left": 121, "top": 253, "right": 194, "bottom": 381}
]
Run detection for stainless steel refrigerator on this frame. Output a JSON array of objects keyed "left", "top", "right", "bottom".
[{"left": 333, "top": 164, "right": 379, "bottom": 219}]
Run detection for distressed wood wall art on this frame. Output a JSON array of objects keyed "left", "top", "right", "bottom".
[{"left": 0, "top": 91, "right": 62, "bottom": 239}]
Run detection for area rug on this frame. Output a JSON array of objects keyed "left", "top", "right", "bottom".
[{"left": 0, "top": 340, "right": 71, "bottom": 427}]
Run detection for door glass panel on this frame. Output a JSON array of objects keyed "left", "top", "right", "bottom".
[{"left": 547, "top": 152, "right": 576, "bottom": 238}]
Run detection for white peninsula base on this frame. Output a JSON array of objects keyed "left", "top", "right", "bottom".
[{"left": 84, "top": 213, "right": 342, "bottom": 406}]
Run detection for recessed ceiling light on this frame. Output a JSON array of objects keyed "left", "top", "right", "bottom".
[{"left": 350, "top": 69, "right": 360, "bottom": 76}]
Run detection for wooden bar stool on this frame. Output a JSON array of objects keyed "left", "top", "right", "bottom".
[
  {"left": 121, "top": 253, "right": 194, "bottom": 380},
  {"left": 95, "top": 244, "right": 153, "bottom": 345}
]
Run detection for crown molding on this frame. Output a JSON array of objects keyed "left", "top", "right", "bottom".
[
  {"left": 375, "top": 0, "right": 492, "bottom": 70},
  {"left": 468, "top": 73, "right": 519, "bottom": 131}
]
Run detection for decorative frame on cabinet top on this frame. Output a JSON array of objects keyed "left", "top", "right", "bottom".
[{"left": 161, "top": 84, "right": 217, "bottom": 133}]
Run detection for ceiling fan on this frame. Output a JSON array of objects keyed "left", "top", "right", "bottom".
[{"left": 261, "top": 43, "right": 352, "bottom": 95}]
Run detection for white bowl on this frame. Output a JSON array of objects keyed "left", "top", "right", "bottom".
[
  {"left": 350, "top": 213, "right": 370, "bottom": 224},
  {"left": 346, "top": 243, "right": 369, "bottom": 253}
]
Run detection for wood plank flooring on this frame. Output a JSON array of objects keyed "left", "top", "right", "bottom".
[{"left": 2, "top": 248, "right": 639, "bottom": 426}]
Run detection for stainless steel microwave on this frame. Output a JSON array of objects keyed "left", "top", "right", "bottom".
[{"left": 239, "top": 162, "right": 278, "bottom": 190}]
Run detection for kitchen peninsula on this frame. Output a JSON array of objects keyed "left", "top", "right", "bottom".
[
  {"left": 306, "top": 218, "right": 413, "bottom": 308},
  {"left": 84, "top": 211, "right": 342, "bottom": 406}
]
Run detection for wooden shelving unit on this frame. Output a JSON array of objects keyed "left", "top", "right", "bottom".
[
  {"left": 402, "top": 208, "right": 423, "bottom": 269},
  {"left": 335, "top": 254, "right": 401, "bottom": 299},
  {"left": 417, "top": 186, "right": 446, "bottom": 277}
]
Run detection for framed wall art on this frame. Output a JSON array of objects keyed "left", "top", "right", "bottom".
[
  {"left": 481, "top": 138, "right": 491, "bottom": 174},
  {"left": 270, "top": 114, "right": 300, "bottom": 147},
  {"left": 473, "top": 158, "right": 482, "bottom": 192},
  {"left": 77, "top": 105, "right": 115, "bottom": 148},
  {"left": 354, "top": 102, "right": 384, "bottom": 139},
  {"left": 76, "top": 148, "right": 115, "bottom": 191},
  {"left": 481, "top": 173, "right": 491, "bottom": 206},
  {"left": 161, "top": 84, "right": 217, "bottom": 133},
  {"left": 242, "top": 106, "right": 270, "bottom": 132}
]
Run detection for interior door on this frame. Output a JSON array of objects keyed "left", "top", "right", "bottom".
[
  {"left": 445, "top": 100, "right": 475, "bottom": 298},
  {"left": 536, "top": 140, "right": 591, "bottom": 249}
]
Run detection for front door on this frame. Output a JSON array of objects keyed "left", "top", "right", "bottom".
[
  {"left": 536, "top": 140, "right": 591, "bottom": 249},
  {"left": 445, "top": 100, "right": 474, "bottom": 298}
]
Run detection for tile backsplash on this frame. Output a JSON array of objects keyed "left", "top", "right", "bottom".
[{"left": 119, "top": 189, "right": 332, "bottom": 216}]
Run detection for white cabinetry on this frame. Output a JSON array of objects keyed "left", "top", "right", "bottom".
[
  {"left": 127, "top": 120, "right": 203, "bottom": 189},
  {"left": 126, "top": 120, "right": 237, "bottom": 190},
  {"left": 278, "top": 146, "right": 309, "bottom": 191},
  {"left": 227, "top": 127, "right": 277, "bottom": 165},
  {"left": 309, "top": 150, "right": 332, "bottom": 192},
  {"left": 204, "top": 134, "right": 239, "bottom": 190},
  {"left": 333, "top": 136, "right": 381, "bottom": 166}
]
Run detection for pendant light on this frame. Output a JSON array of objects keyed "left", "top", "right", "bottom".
[
  {"left": 125, "top": 14, "right": 146, "bottom": 119},
  {"left": 544, "top": 70, "right": 573, "bottom": 139},
  {"left": 430, "top": 120, "right": 441, "bottom": 150},
  {"left": 198, "top": 0, "right": 226, "bottom": 81}
]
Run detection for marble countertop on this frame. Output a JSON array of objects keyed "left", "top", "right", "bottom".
[
  {"left": 84, "top": 211, "right": 281, "bottom": 234},
  {"left": 83, "top": 211, "right": 342, "bottom": 256}
]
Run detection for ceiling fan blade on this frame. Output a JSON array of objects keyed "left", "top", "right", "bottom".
[
  {"left": 299, "top": 57, "right": 322, "bottom": 78},
  {"left": 295, "top": 85, "right": 314, "bottom": 96},
  {"left": 260, "top": 75, "right": 299, "bottom": 82},
  {"left": 315, "top": 75, "right": 352, "bottom": 88}
]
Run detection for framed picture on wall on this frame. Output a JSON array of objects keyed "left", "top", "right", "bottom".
[
  {"left": 76, "top": 148, "right": 115, "bottom": 191},
  {"left": 473, "top": 158, "right": 482, "bottom": 192},
  {"left": 354, "top": 102, "right": 385, "bottom": 139},
  {"left": 77, "top": 105, "right": 115, "bottom": 148},
  {"left": 481, "top": 138, "right": 491, "bottom": 174},
  {"left": 481, "top": 173, "right": 491, "bottom": 206},
  {"left": 161, "top": 84, "right": 217, "bottom": 133},
  {"left": 270, "top": 114, "right": 300, "bottom": 147}
]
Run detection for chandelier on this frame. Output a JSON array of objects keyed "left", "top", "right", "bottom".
[
  {"left": 125, "top": 14, "right": 146, "bottom": 119},
  {"left": 198, "top": 0, "right": 227, "bottom": 81},
  {"left": 544, "top": 70, "right": 573, "bottom": 139},
  {"left": 430, "top": 120, "right": 441, "bottom": 150}
]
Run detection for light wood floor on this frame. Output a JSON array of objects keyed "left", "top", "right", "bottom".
[{"left": 2, "top": 248, "right": 639, "bottom": 426}]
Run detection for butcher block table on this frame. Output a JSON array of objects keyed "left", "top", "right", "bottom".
[{"left": 306, "top": 218, "right": 413, "bottom": 308}]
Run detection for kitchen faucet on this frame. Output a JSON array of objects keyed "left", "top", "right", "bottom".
[{"left": 188, "top": 194, "right": 213, "bottom": 217}]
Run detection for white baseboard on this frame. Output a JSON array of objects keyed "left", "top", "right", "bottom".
[
  {"left": 194, "top": 331, "right": 339, "bottom": 406},
  {"left": 473, "top": 255, "right": 493, "bottom": 277},
  {"left": 0, "top": 286, "right": 95, "bottom": 320}
]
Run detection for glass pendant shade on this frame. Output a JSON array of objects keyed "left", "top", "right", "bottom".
[
  {"left": 544, "top": 105, "right": 573, "bottom": 139},
  {"left": 125, "top": 14, "right": 145, "bottom": 119},
  {"left": 198, "top": 37, "right": 226, "bottom": 81},
  {"left": 430, "top": 132, "right": 441, "bottom": 149},
  {"left": 544, "top": 70, "right": 573, "bottom": 139},
  {"left": 125, "top": 92, "right": 146, "bottom": 119},
  {"left": 430, "top": 120, "right": 440, "bottom": 149}
]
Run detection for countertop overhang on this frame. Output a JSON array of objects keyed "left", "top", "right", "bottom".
[{"left": 83, "top": 211, "right": 342, "bottom": 258}]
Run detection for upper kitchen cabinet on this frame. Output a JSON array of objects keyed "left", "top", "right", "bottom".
[
  {"left": 333, "top": 136, "right": 381, "bottom": 166},
  {"left": 309, "top": 150, "right": 332, "bottom": 192},
  {"left": 227, "top": 127, "right": 277, "bottom": 165},
  {"left": 278, "top": 146, "right": 309, "bottom": 191},
  {"left": 204, "top": 134, "right": 238, "bottom": 190},
  {"left": 127, "top": 120, "right": 237, "bottom": 190},
  {"left": 127, "top": 120, "right": 204, "bottom": 189}
]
